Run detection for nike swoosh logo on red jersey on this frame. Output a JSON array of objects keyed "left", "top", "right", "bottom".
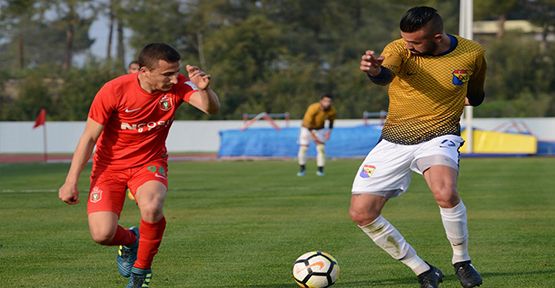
[
  {"left": 125, "top": 107, "right": 141, "bottom": 113},
  {"left": 154, "top": 173, "right": 167, "bottom": 179}
]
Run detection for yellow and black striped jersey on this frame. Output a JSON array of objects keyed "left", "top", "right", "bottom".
[
  {"left": 302, "top": 103, "right": 336, "bottom": 130},
  {"left": 379, "top": 35, "right": 486, "bottom": 145}
]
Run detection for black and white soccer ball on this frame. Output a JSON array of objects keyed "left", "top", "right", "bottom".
[{"left": 292, "top": 251, "right": 340, "bottom": 288}]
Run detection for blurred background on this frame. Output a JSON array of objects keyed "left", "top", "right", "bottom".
[{"left": 1, "top": 0, "right": 554, "bottom": 122}]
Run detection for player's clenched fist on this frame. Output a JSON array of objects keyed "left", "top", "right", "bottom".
[
  {"left": 59, "top": 182, "right": 80, "bottom": 205},
  {"left": 360, "top": 50, "right": 384, "bottom": 77}
]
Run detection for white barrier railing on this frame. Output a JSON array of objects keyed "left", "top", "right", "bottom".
[{"left": 1, "top": 118, "right": 554, "bottom": 153}]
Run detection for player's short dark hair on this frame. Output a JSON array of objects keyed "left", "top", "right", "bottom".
[
  {"left": 138, "top": 43, "right": 181, "bottom": 70},
  {"left": 400, "top": 6, "right": 443, "bottom": 34},
  {"left": 128, "top": 60, "right": 139, "bottom": 67},
  {"left": 321, "top": 94, "right": 333, "bottom": 100}
]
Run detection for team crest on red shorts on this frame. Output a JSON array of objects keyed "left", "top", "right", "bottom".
[
  {"left": 359, "top": 164, "right": 376, "bottom": 178},
  {"left": 90, "top": 186, "right": 103, "bottom": 203},
  {"left": 159, "top": 95, "right": 173, "bottom": 111}
]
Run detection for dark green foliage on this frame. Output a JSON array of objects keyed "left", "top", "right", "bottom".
[
  {"left": 1, "top": 0, "right": 554, "bottom": 120},
  {"left": 475, "top": 33, "right": 555, "bottom": 117}
]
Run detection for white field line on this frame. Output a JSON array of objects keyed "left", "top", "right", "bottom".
[{"left": 0, "top": 188, "right": 57, "bottom": 193}]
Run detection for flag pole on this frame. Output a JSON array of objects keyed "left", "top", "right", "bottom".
[
  {"left": 33, "top": 108, "right": 47, "bottom": 162},
  {"left": 43, "top": 121, "right": 48, "bottom": 163},
  {"left": 460, "top": 0, "right": 474, "bottom": 153}
]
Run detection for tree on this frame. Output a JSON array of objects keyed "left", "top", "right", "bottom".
[
  {"left": 120, "top": 0, "right": 188, "bottom": 52},
  {"left": 2, "top": 0, "right": 555, "bottom": 120},
  {"left": 102, "top": 0, "right": 128, "bottom": 71},
  {"left": 476, "top": 33, "right": 555, "bottom": 117},
  {"left": 0, "top": 0, "right": 96, "bottom": 70},
  {"left": 0, "top": 0, "right": 43, "bottom": 69},
  {"left": 53, "top": 63, "right": 118, "bottom": 120},
  {"left": 520, "top": 0, "right": 555, "bottom": 50},
  {"left": 202, "top": 14, "right": 285, "bottom": 118},
  {"left": 0, "top": 69, "right": 53, "bottom": 121},
  {"left": 474, "top": 0, "right": 519, "bottom": 38},
  {"left": 105, "top": 0, "right": 115, "bottom": 61},
  {"left": 51, "top": 0, "right": 98, "bottom": 70}
]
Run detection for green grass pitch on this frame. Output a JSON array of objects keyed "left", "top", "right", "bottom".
[{"left": 1, "top": 158, "right": 554, "bottom": 287}]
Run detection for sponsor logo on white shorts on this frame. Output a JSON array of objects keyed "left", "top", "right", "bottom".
[
  {"left": 359, "top": 164, "right": 376, "bottom": 178},
  {"left": 440, "top": 139, "right": 456, "bottom": 148}
]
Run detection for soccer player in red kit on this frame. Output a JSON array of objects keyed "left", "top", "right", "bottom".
[{"left": 58, "top": 43, "right": 220, "bottom": 288}]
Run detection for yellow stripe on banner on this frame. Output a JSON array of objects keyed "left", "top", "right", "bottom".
[{"left": 461, "top": 130, "right": 537, "bottom": 154}]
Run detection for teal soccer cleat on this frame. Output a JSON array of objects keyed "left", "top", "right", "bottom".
[{"left": 117, "top": 226, "right": 139, "bottom": 278}]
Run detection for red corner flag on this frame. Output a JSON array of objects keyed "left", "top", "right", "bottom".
[{"left": 33, "top": 108, "right": 47, "bottom": 128}]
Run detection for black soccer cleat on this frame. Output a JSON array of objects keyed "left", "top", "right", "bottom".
[
  {"left": 454, "top": 260, "right": 482, "bottom": 288},
  {"left": 126, "top": 267, "right": 152, "bottom": 288},
  {"left": 417, "top": 264, "right": 444, "bottom": 288}
]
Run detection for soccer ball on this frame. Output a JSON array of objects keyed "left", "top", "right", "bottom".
[{"left": 292, "top": 251, "right": 340, "bottom": 288}]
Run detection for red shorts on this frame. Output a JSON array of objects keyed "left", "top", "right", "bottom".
[{"left": 87, "top": 160, "right": 168, "bottom": 216}]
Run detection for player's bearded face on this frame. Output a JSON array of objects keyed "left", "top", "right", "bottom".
[
  {"left": 409, "top": 40, "right": 437, "bottom": 56},
  {"left": 401, "top": 30, "right": 438, "bottom": 56}
]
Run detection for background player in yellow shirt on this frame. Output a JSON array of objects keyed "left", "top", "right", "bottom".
[
  {"left": 297, "top": 94, "right": 336, "bottom": 176},
  {"left": 349, "top": 7, "right": 485, "bottom": 288}
]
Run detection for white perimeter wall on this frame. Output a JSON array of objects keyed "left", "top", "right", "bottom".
[{"left": 1, "top": 118, "right": 554, "bottom": 153}]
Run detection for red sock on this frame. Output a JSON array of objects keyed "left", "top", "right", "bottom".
[
  {"left": 108, "top": 225, "right": 137, "bottom": 246},
  {"left": 134, "top": 217, "right": 166, "bottom": 270}
]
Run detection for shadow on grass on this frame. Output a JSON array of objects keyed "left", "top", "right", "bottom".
[
  {"left": 481, "top": 269, "right": 555, "bottom": 278},
  {"left": 228, "top": 269, "right": 555, "bottom": 287},
  {"left": 227, "top": 276, "right": 416, "bottom": 287}
]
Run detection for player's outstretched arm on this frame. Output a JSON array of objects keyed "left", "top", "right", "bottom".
[
  {"left": 360, "top": 50, "right": 394, "bottom": 86},
  {"left": 186, "top": 65, "right": 220, "bottom": 115},
  {"left": 360, "top": 50, "right": 384, "bottom": 76},
  {"left": 58, "top": 118, "right": 103, "bottom": 205}
]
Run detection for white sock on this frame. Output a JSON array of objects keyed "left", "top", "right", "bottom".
[
  {"left": 298, "top": 146, "right": 308, "bottom": 165},
  {"left": 359, "top": 215, "right": 430, "bottom": 275},
  {"left": 440, "top": 201, "right": 471, "bottom": 264},
  {"left": 316, "top": 144, "right": 325, "bottom": 167}
]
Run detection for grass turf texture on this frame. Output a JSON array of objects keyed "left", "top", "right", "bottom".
[{"left": 0, "top": 158, "right": 554, "bottom": 287}]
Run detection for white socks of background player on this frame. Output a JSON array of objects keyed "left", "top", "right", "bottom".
[
  {"left": 440, "top": 201, "right": 471, "bottom": 264},
  {"left": 359, "top": 215, "right": 430, "bottom": 275},
  {"left": 316, "top": 144, "right": 325, "bottom": 167},
  {"left": 298, "top": 146, "right": 308, "bottom": 165}
]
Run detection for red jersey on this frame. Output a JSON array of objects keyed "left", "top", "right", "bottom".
[{"left": 89, "top": 73, "right": 197, "bottom": 169}]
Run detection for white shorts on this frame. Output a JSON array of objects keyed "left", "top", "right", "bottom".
[
  {"left": 351, "top": 135, "right": 464, "bottom": 198},
  {"left": 298, "top": 127, "right": 326, "bottom": 146}
]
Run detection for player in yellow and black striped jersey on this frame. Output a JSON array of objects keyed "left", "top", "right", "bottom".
[
  {"left": 349, "top": 6, "right": 484, "bottom": 288},
  {"left": 297, "top": 94, "right": 336, "bottom": 176},
  {"left": 377, "top": 34, "right": 486, "bottom": 145}
]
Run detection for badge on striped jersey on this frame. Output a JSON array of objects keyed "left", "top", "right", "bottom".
[{"left": 452, "top": 69, "right": 469, "bottom": 86}]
